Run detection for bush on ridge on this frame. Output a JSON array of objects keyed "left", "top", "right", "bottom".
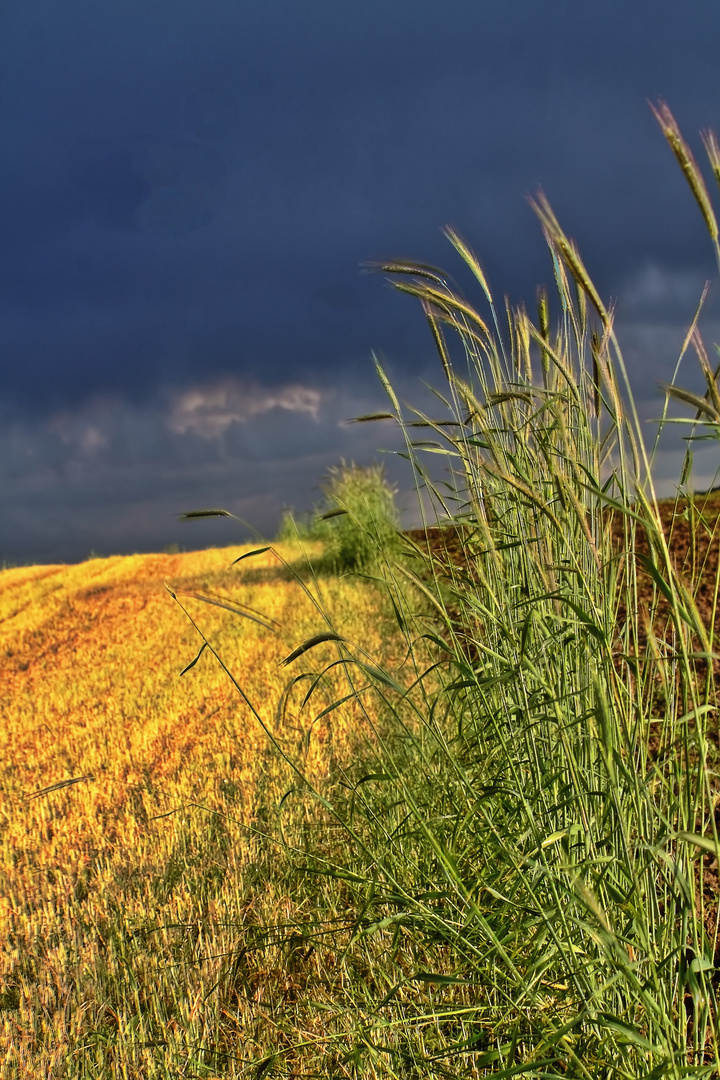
[{"left": 277, "top": 458, "right": 401, "bottom": 573}]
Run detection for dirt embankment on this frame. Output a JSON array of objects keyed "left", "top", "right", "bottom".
[
  {"left": 406, "top": 492, "right": 720, "bottom": 642},
  {"left": 408, "top": 498, "right": 720, "bottom": 974}
]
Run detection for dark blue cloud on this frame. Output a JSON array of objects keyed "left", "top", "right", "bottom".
[{"left": 66, "top": 134, "right": 228, "bottom": 235}]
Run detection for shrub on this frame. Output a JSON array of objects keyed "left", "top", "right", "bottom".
[
  {"left": 275, "top": 506, "right": 317, "bottom": 544},
  {"left": 276, "top": 460, "right": 401, "bottom": 572},
  {"left": 318, "top": 459, "right": 401, "bottom": 572}
]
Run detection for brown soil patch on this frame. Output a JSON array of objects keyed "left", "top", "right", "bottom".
[
  {"left": 408, "top": 495, "right": 720, "bottom": 974},
  {"left": 406, "top": 491, "right": 720, "bottom": 641}
]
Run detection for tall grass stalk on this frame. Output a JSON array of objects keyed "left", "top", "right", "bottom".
[{"left": 186, "top": 104, "right": 720, "bottom": 1076}]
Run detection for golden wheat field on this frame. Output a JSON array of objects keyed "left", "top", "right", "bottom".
[{"left": 0, "top": 542, "right": 402, "bottom": 1077}]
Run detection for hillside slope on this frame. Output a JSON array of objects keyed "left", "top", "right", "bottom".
[{"left": 0, "top": 543, "right": 398, "bottom": 1074}]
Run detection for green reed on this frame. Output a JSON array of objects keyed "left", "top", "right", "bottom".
[
  {"left": 256, "top": 103, "right": 720, "bottom": 1077},
  {"left": 169, "top": 103, "right": 720, "bottom": 1078}
]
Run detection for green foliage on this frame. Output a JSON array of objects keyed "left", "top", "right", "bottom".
[
  {"left": 319, "top": 460, "right": 401, "bottom": 572},
  {"left": 184, "top": 104, "right": 720, "bottom": 1075},
  {"left": 277, "top": 460, "right": 401, "bottom": 573},
  {"left": 275, "top": 506, "right": 318, "bottom": 544},
  {"left": 256, "top": 105, "right": 720, "bottom": 1075}
]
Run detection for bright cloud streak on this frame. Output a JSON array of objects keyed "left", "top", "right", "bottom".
[{"left": 167, "top": 379, "right": 326, "bottom": 439}]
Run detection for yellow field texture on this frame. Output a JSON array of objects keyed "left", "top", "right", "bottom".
[{"left": 0, "top": 543, "right": 403, "bottom": 1076}]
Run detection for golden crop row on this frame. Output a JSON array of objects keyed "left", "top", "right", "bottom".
[{"left": 0, "top": 543, "right": 400, "bottom": 1074}]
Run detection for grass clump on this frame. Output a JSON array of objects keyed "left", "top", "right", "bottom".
[
  {"left": 319, "top": 459, "right": 401, "bottom": 572},
  {"left": 194, "top": 102, "right": 720, "bottom": 1076},
  {"left": 278, "top": 459, "right": 402, "bottom": 573}
]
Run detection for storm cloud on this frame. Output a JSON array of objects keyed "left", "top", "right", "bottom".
[{"left": 1, "top": 0, "right": 720, "bottom": 562}]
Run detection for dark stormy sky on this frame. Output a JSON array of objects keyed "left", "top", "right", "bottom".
[{"left": 2, "top": 0, "right": 720, "bottom": 565}]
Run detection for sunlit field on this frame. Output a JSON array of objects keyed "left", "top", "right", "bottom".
[{"left": 0, "top": 543, "right": 405, "bottom": 1077}]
